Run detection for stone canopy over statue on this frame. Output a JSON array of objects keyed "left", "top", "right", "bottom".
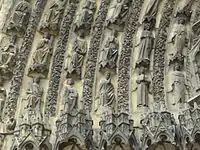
[
  {"left": 7, "top": 0, "right": 31, "bottom": 34},
  {"left": 95, "top": 72, "right": 116, "bottom": 115},
  {"left": 40, "top": 0, "right": 66, "bottom": 32},
  {"left": 29, "top": 32, "right": 53, "bottom": 77},
  {"left": 99, "top": 31, "right": 119, "bottom": 70},
  {"left": 0, "top": 35, "right": 18, "bottom": 79}
]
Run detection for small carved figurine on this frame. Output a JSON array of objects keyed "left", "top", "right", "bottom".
[
  {"left": 65, "top": 33, "right": 87, "bottom": 79},
  {"left": 29, "top": 32, "right": 53, "bottom": 76},
  {"left": 106, "top": 0, "right": 130, "bottom": 26},
  {"left": 74, "top": 0, "right": 96, "bottom": 36},
  {"left": 7, "top": 0, "right": 31, "bottom": 34},
  {"left": 62, "top": 78, "right": 78, "bottom": 112},
  {"left": 99, "top": 31, "right": 119, "bottom": 70},
  {"left": 136, "top": 66, "right": 150, "bottom": 107},
  {"left": 40, "top": 0, "right": 66, "bottom": 31},
  {"left": 0, "top": 35, "right": 18, "bottom": 77},
  {"left": 95, "top": 71, "right": 116, "bottom": 112},
  {"left": 23, "top": 77, "right": 43, "bottom": 122}
]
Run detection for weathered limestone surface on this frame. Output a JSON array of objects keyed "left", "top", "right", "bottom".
[{"left": 1, "top": 0, "right": 200, "bottom": 150}]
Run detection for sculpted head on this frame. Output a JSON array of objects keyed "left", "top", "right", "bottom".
[
  {"left": 104, "top": 71, "right": 111, "bottom": 80},
  {"left": 33, "top": 77, "right": 40, "bottom": 84},
  {"left": 67, "top": 78, "right": 74, "bottom": 85}
]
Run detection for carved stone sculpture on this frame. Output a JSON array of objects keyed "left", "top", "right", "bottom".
[
  {"left": 171, "top": 11, "right": 188, "bottom": 56},
  {"left": 0, "top": 83, "right": 6, "bottom": 121},
  {"left": 95, "top": 71, "right": 115, "bottom": 114},
  {"left": 136, "top": 66, "right": 150, "bottom": 107},
  {"left": 167, "top": 69, "right": 185, "bottom": 105},
  {"left": 62, "top": 78, "right": 78, "bottom": 112},
  {"left": 29, "top": 32, "right": 53, "bottom": 77},
  {"left": 0, "top": 35, "right": 18, "bottom": 78},
  {"left": 23, "top": 77, "right": 43, "bottom": 123},
  {"left": 143, "top": 0, "right": 159, "bottom": 21},
  {"left": 65, "top": 34, "right": 87, "bottom": 79},
  {"left": 105, "top": 0, "right": 130, "bottom": 26},
  {"left": 40, "top": 0, "right": 66, "bottom": 31},
  {"left": 136, "top": 18, "right": 155, "bottom": 68},
  {"left": 74, "top": 0, "right": 96, "bottom": 36},
  {"left": 99, "top": 31, "right": 119, "bottom": 70},
  {"left": 7, "top": 0, "right": 31, "bottom": 34}
]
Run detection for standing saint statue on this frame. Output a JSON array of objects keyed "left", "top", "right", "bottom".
[
  {"left": 95, "top": 72, "right": 116, "bottom": 114},
  {"left": 99, "top": 31, "right": 119, "bottom": 70},
  {"left": 171, "top": 13, "right": 188, "bottom": 56},
  {"left": 62, "top": 78, "right": 78, "bottom": 113},
  {"left": 29, "top": 32, "right": 53, "bottom": 75},
  {"left": 40, "top": 0, "right": 66, "bottom": 31},
  {"left": 24, "top": 77, "right": 43, "bottom": 123},
  {"left": 136, "top": 19, "right": 155, "bottom": 68},
  {"left": 136, "top": 66, "right": 150, "bottom": 107},
  {"left": 65, "top": 34, "right": 87, "bottom": 79},
  {"left": 0, "top": 35, "right": 18, "bottom": 76},
  {"left": 7, "top": 0, "right": 31, "bottom": 34}
]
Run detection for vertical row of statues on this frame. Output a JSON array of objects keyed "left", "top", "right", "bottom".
[{"left": 134, "top": 0, "right": 160, "bottom": 108}]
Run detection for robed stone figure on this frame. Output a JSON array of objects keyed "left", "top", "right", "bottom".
[
  {"left": 23, "top": 77, "right": 43, "bottom": 123},
  {"left": 99, "top": 31, "right": 119, "bottom": 70},
  {"left": 95, "top": 72, "right": 116, "bottom": 115},
  {"left": 136, "top": 19, "right": 155, "bottom": 67},
  {"left": 65, "top": 35, "right": 87, "bottom": 79},
  {"left": 29, "top": 32, "right": 53, "bottom": 75},
  {"left": 62, "top": 78, "right": 78, "bottom": 113},
  {"left": 136, "top": 66, "right": 150, "bottom": 107},
  {"left": 143, "top": 0, "right": 160, "bottom": 21}
]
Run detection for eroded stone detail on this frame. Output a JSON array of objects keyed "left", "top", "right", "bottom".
[
  {"left": 45, "top": 0, "right": 80, "bottom": 117},
  {"left": 117, "top": 0, "right": 143, "bottom": 112},
  {"left": 82, "top": 0, "right": 110, "bottom": 111},
  {"left": 6, "top": 0, "right": 32, "bottom": 35},
  {"left": 65, "top": 34, "right": 87, "bottom": 79},
  {"left": 40, "top": 0, "right": 67, "bottom": 33},
  {"left": 3, "top": 0, "right": 47, "bottom": 123}
]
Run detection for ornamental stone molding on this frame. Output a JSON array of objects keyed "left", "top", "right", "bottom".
[{"left": 0, "top": 0, "right": 200, "bottom": 149}]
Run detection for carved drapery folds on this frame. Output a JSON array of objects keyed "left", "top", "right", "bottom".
[
  {"left": 40, "top": 0, "right": 67, "bottom": 33},
  {"left": 6, "top": 0, "right": 32, "bottom": 35},
  {"left": 11, "top": 78, "right": 51, "bottom": 150},
  {"left": 117, "top": 0, "right": 143, "bottom": 112},
  {"left": 74, "top": 0, "right": 96, "bottom": 37},
  {"left": 99, "top": 30, "right": 119, "bottom": 71},
  {"left": 0, "top": 35, "right": 18, "bottom": 80},
  {"left": 65, "top": 35, "right": 87, "bottom": 79},
  {"left": 95, "top": 71, "right": 116, "bottom": 116},
  {"left": 105, "top": 0, "right": 131, "bottom": 28},
  {"left": 55, "top": 78, "right": 93, "bottom": 150},
  {"left": 3, "top": 0, "right": 47, "bottom": 123},
  {"left": 28, "top": 32, "right": 54, "bottom": 78},
  {"left": 82, "top": 0, "right": 110, "bottom": 111},
  {"left": 45, "top": 0, "right": 80, "bottom": 117}
]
